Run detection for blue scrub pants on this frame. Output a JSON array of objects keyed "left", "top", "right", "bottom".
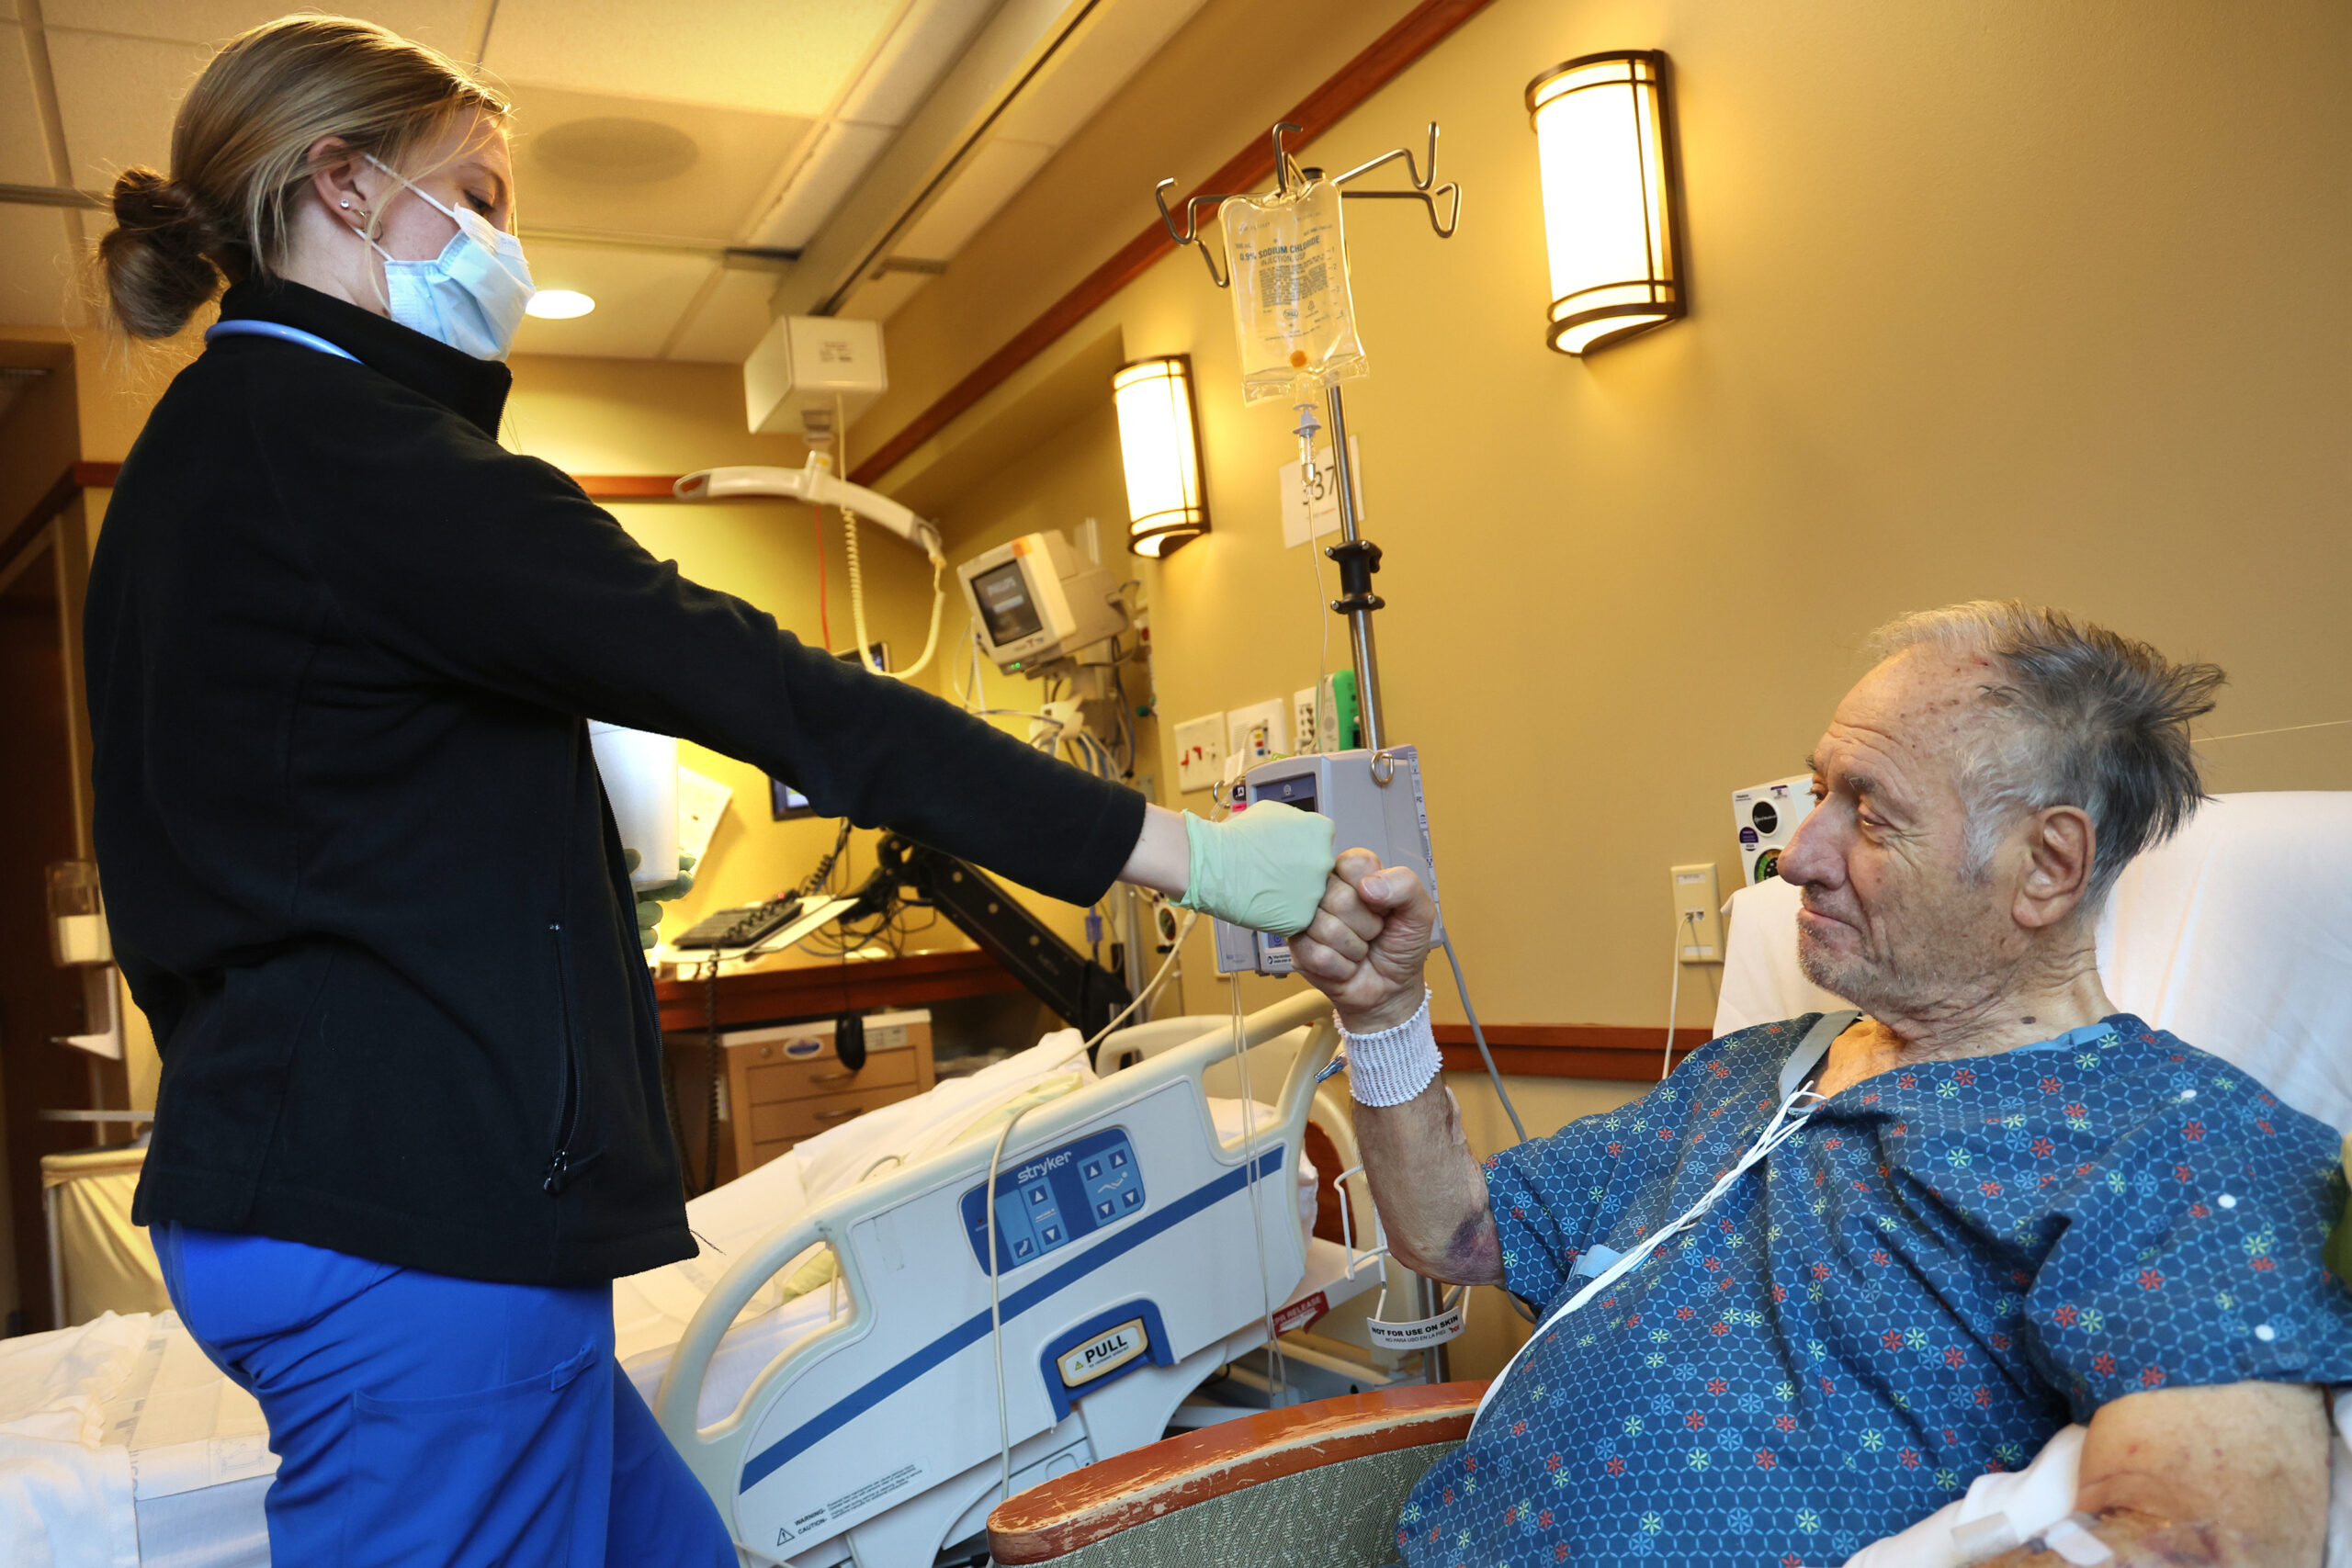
[{"left": 154, "top": 1224, "right": 736, "bottom": 1567}]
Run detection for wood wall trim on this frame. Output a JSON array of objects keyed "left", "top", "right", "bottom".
[
  {"left": 20, "top": 461, "right": 731, "bottom": 536},
  {"left": 849, "top": 0, "right": 1501, "bottom": 489},
  {"left": 987, "top": 1382, "right": 1487, "bottom": 1562},
  {"left": 571, "top": 474, "right": 686, "bottom": 500},
  {"left": 1434, "top": 1022, "right": 1713, "bottom": 1081}
]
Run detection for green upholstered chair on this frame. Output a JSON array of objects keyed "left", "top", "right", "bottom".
[{"left": 987, "top": 1382, "right": 1487, "bottom": 1568}]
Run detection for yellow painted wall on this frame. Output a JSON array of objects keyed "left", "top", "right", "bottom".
[{"left": 876, "top": 0, "right": 2352, "bottom": 1042}]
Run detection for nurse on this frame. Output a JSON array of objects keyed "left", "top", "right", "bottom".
[{"left": 83, "top": 16, "right": 1327, "bottom": 1567}]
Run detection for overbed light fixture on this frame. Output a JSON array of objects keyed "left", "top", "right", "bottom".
[
  {"left": 1111, "top": 355, "right": 1208, "bottom": 558},
  {"left": 1526, "top": 50, "right": 1685, "bottom": 355},
  {"left": 525, "top": 288, "right": 596, "bottom": 320}
]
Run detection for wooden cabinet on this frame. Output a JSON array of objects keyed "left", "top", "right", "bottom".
[{"left": 667, "top": 1010, "right": 933, "bottom": 1188}]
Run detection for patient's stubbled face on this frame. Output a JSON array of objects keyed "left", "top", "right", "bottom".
[{"left": 1782, "top": 649, "right": 2031, "bottom": 1025}]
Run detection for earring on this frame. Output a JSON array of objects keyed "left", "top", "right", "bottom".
[{"left": 339, "top": 198, "right": 350, "bottom": 209}]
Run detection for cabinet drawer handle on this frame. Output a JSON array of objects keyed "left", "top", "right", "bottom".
[
  {"left": 812, "top": 1107, "right": 865, "bottom": 1123},
  {"left": 809, "top": 1070, "right": 855, "bottom": 1084}
]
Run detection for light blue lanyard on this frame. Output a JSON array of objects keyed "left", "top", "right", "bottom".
[{"left": 203, "top": 320, "right": 360, "bottom": 363}]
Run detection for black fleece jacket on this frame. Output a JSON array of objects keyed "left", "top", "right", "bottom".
[{"left": 85, "top": 280, "right": 1145, "bottom": 1285}]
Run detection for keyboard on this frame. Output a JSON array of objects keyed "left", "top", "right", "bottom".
[{"left": 672, "top": 896, "right": 805, "bottom": 951}]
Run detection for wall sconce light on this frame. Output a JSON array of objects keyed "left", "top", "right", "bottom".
[
  {"left": 1111, "top": 355, "right": 1208, "bottom": 558},
  {"left": 1526, "top": 50, "right": 1684, "bottom": 355}
]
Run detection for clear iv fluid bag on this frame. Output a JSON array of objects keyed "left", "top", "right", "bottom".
[{"left": 1219, "top": 177, "right": 1367, "bottom": 404}]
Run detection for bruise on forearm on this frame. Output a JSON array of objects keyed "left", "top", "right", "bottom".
[{"left": 1352, "top": 1082, "right": 1504, "bottom": 1286}]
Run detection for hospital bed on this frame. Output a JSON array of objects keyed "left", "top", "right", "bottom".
[
  {"left": 0, "top": 993, "right": 1379, "bottom": 1568},
  {"left": 651, "top": 987, "right": 1382, "bottom": 1567},
  {"left": 982, "top": 792, "right": 2352, "bottom": 1568}
]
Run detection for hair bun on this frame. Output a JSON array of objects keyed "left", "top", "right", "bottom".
[
  {"left": 110, "top": 167, "right": 200, "bottom": 232},
  {"left": 99, "top": 165, "right": 225, "bottom": 339}
]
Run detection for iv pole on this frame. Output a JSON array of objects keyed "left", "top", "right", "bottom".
[{"left": 1153, "top": 120, "right": 1464, "bottom": 1379}]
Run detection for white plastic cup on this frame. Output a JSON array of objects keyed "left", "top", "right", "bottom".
[{"left": 588, "top": 723, "right": 680, "bottom": 889}]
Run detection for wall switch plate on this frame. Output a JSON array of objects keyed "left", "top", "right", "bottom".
[
  {"left": 1292, "top": 687, "right": 1320, "bottom": 754},
  {"left": 1227, "top": 699, "right": 1287, "bottom": 768},
  {"left": 1173, "top": 716, "right": 1225, "bottom": 794},
  {"left": 1671, "top": 863, "right": 1724, "bottom": 963}
]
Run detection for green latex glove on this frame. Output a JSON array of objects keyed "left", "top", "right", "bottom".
[
  {"left": 625, "top": 850, "right": 698, "bottom": 950},
  {"left": 1173, "top": 802, "right": 1336, "bottom": 936},
  {"left": 2325, "top": 1135, "right": 2352, "bottom": 1291}
]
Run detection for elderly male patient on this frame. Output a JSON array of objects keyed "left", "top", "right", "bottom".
[{"left": 1290, "top": 603, "right": 2352, "bottom": 1568}]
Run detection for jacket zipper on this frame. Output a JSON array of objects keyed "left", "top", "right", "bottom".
[{"left": 546, "top": 920, "right": 583, "bottom": 1194}]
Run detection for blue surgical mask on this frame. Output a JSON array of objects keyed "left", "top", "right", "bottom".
[{"left": 360, "top": 154, "right": 534, "bottom": 361}]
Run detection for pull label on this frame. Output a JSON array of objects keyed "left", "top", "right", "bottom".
[{"left": 1057, "top": 1318, "right": 1149, "bottom": 1387}]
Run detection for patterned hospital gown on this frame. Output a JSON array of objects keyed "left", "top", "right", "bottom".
[{"left": 1397, "top": 1013, "right": 2352, "bottom": 1568}]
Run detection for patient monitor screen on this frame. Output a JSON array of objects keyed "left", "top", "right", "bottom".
[{"left": 972, "top": 560, "right": 1043, "bottom": 647}]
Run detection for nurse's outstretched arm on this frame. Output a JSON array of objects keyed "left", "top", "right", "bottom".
[{"left": 1290, "top": 852, "right": 1503, "bottom": 1288}]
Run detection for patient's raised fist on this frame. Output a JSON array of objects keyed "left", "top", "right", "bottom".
[{"left": 1288, "top": 848, "right": 1436, "bottom": 1033}]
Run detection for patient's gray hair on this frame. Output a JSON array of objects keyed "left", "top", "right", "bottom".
[{"left": 1866, "top": 602, "right": 2224, "bottom": 908}]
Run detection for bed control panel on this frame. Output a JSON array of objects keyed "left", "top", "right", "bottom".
[{"left": 961, "top": 1127, "right": 1145, "bottom": 1273}]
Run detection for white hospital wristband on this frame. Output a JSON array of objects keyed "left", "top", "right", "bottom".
[{"left": 1340, "top": 989, "right": 1441, "bottom": 1108}]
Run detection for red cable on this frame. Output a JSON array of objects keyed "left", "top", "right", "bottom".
[{"left": 813, "top": 505, "right": 833, "bottom": 651}]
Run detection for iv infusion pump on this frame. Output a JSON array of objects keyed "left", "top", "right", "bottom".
[{"left": 1214, "top": 746, "right": 1445, "bottom": 976}]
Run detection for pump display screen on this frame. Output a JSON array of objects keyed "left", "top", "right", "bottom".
[
  {"left": 1251, "top": 773, "right": 1318, "bottom": 815},
  {"left": 973, "top": 560, "right": 1044, "bottom": 647},
  {"left": 961, "top": 1128, "right": 1145, "bottom": 1273}
]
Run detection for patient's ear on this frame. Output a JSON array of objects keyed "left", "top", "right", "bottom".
[{"left": 2013, "top": 805, "right": 2097, "bottom": 930}]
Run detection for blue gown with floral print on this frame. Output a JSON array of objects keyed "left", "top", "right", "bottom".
[{"left": 1397, "top": 1013, "right": 2352, "bottom": 1568}]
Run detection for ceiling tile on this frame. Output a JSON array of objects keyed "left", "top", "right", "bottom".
[
  {"left": 835, "top": 265, "right": 929, "bottom": 323},
  {"left": 48, "top": 28, "right": 209, "bottom": 187},
  {"left": 2, "top": 24, "right": 58, "bottom": 184},
  {"left": 509, "top": 84, "right": 813, "bottom": 243},
  {"left": 833, "top": 0, "right": 993, "bottom": 128},
  {"left": 483, "top": 0, "right": 903, "bottom": 118},
  {"left": 665, "top": 265, "right": 777, "bottom": 363},
  {"left": 508, "top": 242, "right": 714, "bottom": 359},
  {"left": 893, "top": 136, "right": 1052, "bottom": 262},
  {"left": 747, "top": 118, "right": 893, "bottom": 250},
  {"left": 46, "top": 3, "right": 481, "bottom": 52},
  {"left": 988, "top": 0, "right": 1208, "bottom": 150},
  {"left": 0, "top": 205, "right": 74, "bottom": 326}
]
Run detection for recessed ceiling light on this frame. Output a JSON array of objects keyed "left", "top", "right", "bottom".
[{"left": 526, "top": 290, "right": 595, "bottom": 320}]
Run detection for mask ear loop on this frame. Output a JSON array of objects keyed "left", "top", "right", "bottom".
[{"left": 346, "top": 157, "right": 394, "bottom": 315}]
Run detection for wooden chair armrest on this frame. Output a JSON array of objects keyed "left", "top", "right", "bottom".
[{"left": 989, "top": 1381, "right": 1488, "bottom": 1564}]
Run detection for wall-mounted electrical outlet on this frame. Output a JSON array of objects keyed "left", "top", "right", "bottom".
[
  {"left": 1227, "top": 698, "right": 1287, "bottom": 769},
  {"left": 1173, "top": 715, "right": 1225, "bottom": 794},
  {"left": 1292, "top": 687, "right": 1320, "bottom": 754},
  {"left": 1670, "top": 863, "right": 1724, "bottom": 963}
]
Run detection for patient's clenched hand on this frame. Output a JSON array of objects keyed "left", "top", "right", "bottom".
[{"left": 1288, "top": 849, "right": 1437, "bottom": 1033}]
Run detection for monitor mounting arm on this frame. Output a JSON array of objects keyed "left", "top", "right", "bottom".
[{"left": 840, "top": 834, "right": 1134, "bottom": 1041}]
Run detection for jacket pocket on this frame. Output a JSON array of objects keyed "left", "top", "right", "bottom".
[{"left": 545, "top": 920, "right": 585, "bottom": 1194}]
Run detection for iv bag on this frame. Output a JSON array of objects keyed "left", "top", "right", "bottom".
[{"left": 1219, "top": 177, "right": 1366, "bottom": 404}]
